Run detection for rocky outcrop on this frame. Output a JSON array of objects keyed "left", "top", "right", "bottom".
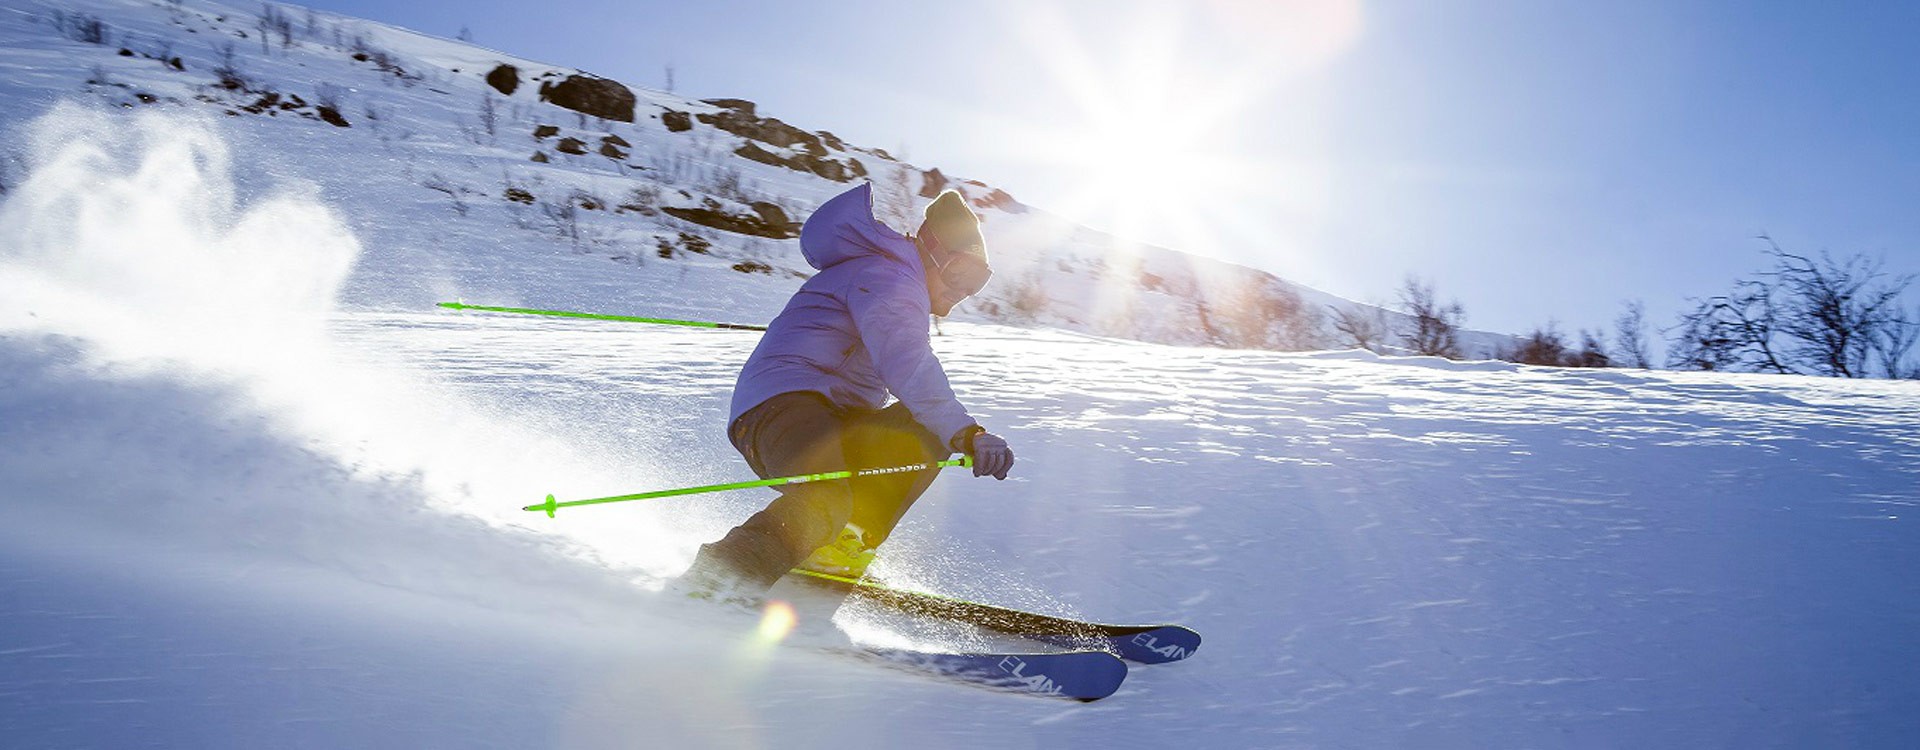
[
  {"left": 661, "top": 110, "right": 692, "bottom": 132},
  {"left": 485, "top": 64, "right": 519, "bottom": 95},
  {"left": 555, "top": 137, "right": 587, "bottom": 155},
  {"left": 538, "top": 74, "right": 635, "bottom": 123},
  {"left": 661, "top": 198, "right": 801, "bottom": 239},
  {"left": 694, "top": 98, "right": 865, "bottom": 182},
  {"left": 919, "top": 168, "right": 947, "bottom": 198},
  {"left": 733, "top": 142, "right": 865, "bottom": 183},
  {"left": 599, "top": 134, "right": 629, "bottom": 159}
]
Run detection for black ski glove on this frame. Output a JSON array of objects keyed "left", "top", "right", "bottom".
[{"left": 967, "top": 430, "right": 1014, "bottom": 480}]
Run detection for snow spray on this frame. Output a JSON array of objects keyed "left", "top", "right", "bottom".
[{"left": 0, "top": 103, "right": 687, "bottom": 576}]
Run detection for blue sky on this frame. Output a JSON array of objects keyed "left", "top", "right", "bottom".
[{"left": 303, "top": 0, "right": 1919, "bottom": 341}]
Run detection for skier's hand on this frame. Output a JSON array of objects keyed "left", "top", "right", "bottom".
[{"left": 969, "top": 431, "right": 1014, "bottom": 480}]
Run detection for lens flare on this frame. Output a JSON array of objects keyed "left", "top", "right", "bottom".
[{"left": 756, "top": 599, "right": 798, "bottom": 643}]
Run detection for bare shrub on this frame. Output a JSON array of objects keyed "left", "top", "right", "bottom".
[
  {"left": 1398, "top": 276, "right": 1465, "bottom": 358},
  {"left": 1670, "top": 238, "right": 1915, "bottom": 377},
  {"left": 1330, "top": 304, "right": 1391, "bottom": 354},
  {"left": 1614, "top": 299, "right": 1654, "bottom": 369},
  {"left": 1570, "top": 329, "right": 1611, "bottom": 368},
  {"left": 421, "top": 173, "right": 469, "bottom": 216},
  {"left": 540, "top": 197, "right": 581, "bottom": 246},
  {"left": 478, "top": 94, "right": 498, "bottom": 140},
  {"left": 1006, "top": 270, "right": 1049, "bottom": 321},
  {"left": 52, "top": 11, "right": 109, "bottom": 45},
  {"left": 257, "top": 4, "right": 294, "bottom": 53},
  {"left": 1218, "top": 278, "right": 1321, "bottom": 350},
  {"left": 211, "top": 41, "right": 246, "bottom": 90}
]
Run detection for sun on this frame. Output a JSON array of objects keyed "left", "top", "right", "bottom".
[{"left": 994, "top": 0, "right": 1363, "bottom": 261}]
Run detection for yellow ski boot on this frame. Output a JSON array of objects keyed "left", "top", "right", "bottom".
[{"left": 799, "top": 523, "right": 877, "bottom": 578}]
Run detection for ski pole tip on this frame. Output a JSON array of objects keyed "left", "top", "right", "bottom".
[{"left": 524, "top": 494, "right": 558, "bottom": 518}]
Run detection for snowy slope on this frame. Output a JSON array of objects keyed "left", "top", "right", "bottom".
[
  {"left": 5, "top": 1, "right": 1920, "bottom": 749},
  {"left": 0, "top": 0, "right": 1511, "bottom": 355}
]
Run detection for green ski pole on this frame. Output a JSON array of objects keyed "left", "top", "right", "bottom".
[
  {"left": 525, "top": 456, "right": 974, "bottom": 517},
  {"left": 438, "top": 301, "right": 767, "bottom": 331}
]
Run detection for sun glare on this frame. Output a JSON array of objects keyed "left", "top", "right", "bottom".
[{"left": 997, "top": 0, "right": 1362, "bottom": 262}]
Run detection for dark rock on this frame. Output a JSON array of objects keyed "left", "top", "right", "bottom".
[
  {"left": 733, "top": 142, "right": 785, "bottom": 169},
  {"left": 697, "top": 99, "right": 824, "bottom": 154},
  {"left": 661, "top": 110, "right": 692, "bottom": 132},
  {"left": 538, "top": 74, "right": 635, "bottom": 123},
  {"left": 818, "top": 130, "right": 845, "bottom": 151},
  {"left": 168, "top": 57, "right": 184, "bottom": 71},
  {"left": 599, "top": 141, "right": 627, "bottom": 159},
  {"left": 556, "top": 137, "right": 587, "bottom": 155},
  {"left": 731, "top": 260, "right": 774, "bottom": 274},
  {"left": 532, "top": 124, "right": 559, "bottom": 139},
  {"left": 316, "top": 105, "right": 349, "bottom": 127},
  {"left": 661, "top": 203, "right": 800, "bottom": 239},
  {"left": 485, "top": 63, "right": 519, "bottom": 96},
  {"left": 602, "top": 134, "right": 631, "bottom": 148},
  {"left": 531, "top": 151, "right": 550, "bottom": 163},
  {"left": 732, "top": 142, "right": 859, "bottom": 184},
  {"left": 504, "top": 187, "right": 535, "bottom": 204},
  {"left": 679, "top": 232, "right": 711, "bottom": 254},
  {"left": 919, "top": 168, "right": 948, "bottom": 198},
  {"left": 118, "top": 48, "right": 133, "bottom": 57}
]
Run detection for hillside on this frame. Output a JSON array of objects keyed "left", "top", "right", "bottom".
[
  {"left": 0, "top": 0, "right": 1509, "bottom": 355},
  {"left": 3, "top": 1, "right": 1919, "bottom": 748}
]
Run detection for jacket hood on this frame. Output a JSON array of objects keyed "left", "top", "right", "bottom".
[{"left": 799, "top": 183, "right": 921, "bottom": 272}]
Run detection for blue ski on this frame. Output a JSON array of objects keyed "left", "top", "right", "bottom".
[
  {"left": 857, "top": 646, "right": 1128, "bottom": 701},
  {"left": 787, "top": 569, "right": 1202, "bottom": 664}
]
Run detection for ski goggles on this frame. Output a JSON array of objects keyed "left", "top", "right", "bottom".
[{"left": 928, "top": 247, "right": 993, "bottom": 297}]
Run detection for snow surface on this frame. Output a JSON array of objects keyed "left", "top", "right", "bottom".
[{"left": 3, "top": 1, "right": 1920, "bottom": 748}]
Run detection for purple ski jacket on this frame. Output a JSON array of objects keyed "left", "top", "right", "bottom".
[{"left": 727, "top": 183, "right": 978, "bottom": 446}]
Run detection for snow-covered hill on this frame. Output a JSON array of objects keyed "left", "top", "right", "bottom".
[
  {"left": 4, "top": 1, "right": 1920, "bottom": 748},
  {"left": 0, "top": 0, "right": 1511, "bottom": 355}
]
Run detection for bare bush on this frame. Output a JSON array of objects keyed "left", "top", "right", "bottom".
[
  {"left": 52, "top": 11, "right": 109, "bottom": 45},
  {"left": 1570, "top": 329, "right": 1611, "bottom": 368},
  {"left": 1670, "top": 238, "right": 1915, "bottom": 377},
  {"left": 1398, "top": 276, "right": 1465, "bottom": 359},
  {"left": 314, "top": 82, "right": 345, "bottom": 111},
  {"left": 477, "top": 94, "right": 498, "bottom": 140},
  {"left": 1614, "top": 299, "right": 1654, "bottom": 369},
  {"left": 1218, "top": 278, "right": 1321, "bottom": 350},
  {"left": 1502, "top": 323, "right": 1569, "bottom": 366},
  {"left": 421, "top": 173, "right": 469, "bottom": 216},
  {"left": 1330, "top": 305, "right": 1390, "bottom": 354},
  {"left": 1006, "top": 270, "right": 1049, "bottom": 322},
  {"left": 619, "top": 185, "right": 661, "bottom": 215},
  {"left": 258, "top": 4, "right": 294, "bottom": 53},
  {"left": 540, "top": 197, "right": 581, "bottom": 246},
  {"left": 211, "top": 41, "right": 246, "bottom": 90}
]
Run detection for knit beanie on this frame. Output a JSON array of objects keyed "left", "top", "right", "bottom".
[{"left": 920, "top": 190, "right": 988, "bottom": 264}]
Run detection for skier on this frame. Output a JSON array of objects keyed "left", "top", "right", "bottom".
[{"left": 679, "top": 182, "right": 1015, "bottom": 600}]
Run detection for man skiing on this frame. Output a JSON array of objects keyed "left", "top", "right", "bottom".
[{"left": 680, "top": 182, "right": 1015, "bottom": 599}]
